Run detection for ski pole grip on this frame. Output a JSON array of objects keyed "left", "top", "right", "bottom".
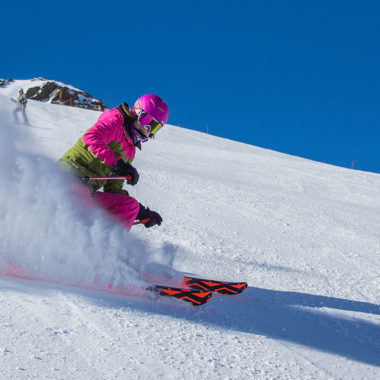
[{"left": 133, "top": 218, "right": 151, "bottom": 226}]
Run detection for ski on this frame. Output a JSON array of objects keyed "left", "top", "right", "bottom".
[
  {"left": 147, "top": 284, "right": 212, "bottom": 306},
  {"left": 0, "top": 265, "right": 212, "bottom": 307},
  {"left": 181, "top": 276, "right": 248, "bottom": 295}
]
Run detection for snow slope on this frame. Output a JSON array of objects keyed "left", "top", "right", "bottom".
[{"left": 0, "top": 80, "right": 379, "bottom": 379}]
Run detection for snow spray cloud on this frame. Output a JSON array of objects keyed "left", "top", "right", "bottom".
[{"left": 0, "top": 101, "right": 176, "bottom": 287}]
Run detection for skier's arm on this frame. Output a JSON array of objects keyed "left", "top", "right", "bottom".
[{"left": 83, "top": 120, "right": 122, "bottom": 166}]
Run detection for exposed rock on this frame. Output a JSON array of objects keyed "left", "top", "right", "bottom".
[
  {"left": 51, "top": 87, "right": 73, "bottom": 105},
  {"left": 25, "top": 86, "right": 40, "bottom": 98},
  {"left": 27, "top": 82, "right": 59, "bottom": 102},
  {"left": 0, "top": 79, "right": 13, "bottom": 87}
]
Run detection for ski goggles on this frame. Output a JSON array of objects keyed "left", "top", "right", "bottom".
[{"left": 137, "top": 111, "right": 163, "bottom": 135}]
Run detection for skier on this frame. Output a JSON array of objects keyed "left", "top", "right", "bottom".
[
  {"left": 58, "top": 94, "right": 169, "bottom": 230},
  {"left": 12, "top": 88, "right": 29, "bottom": 124}
]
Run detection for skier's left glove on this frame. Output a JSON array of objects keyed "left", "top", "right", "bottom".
[
  {"left": 110, "top": 159, "right": 139, "bottom": 185},
  {"left": 137, "top": 204, "right": 163, "bottom": 228}
]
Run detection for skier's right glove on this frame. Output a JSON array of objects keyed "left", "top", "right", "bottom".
[
  {"left": 137, "top": 204, "right": 163, "bottom": 228},
  {"left": 110, "top": 159, "right": 139, "bottom": 186}
]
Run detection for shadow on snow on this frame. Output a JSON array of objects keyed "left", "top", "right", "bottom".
[
  {"left": 105, "top": 285, "right": 380, "bottom": 367},
  {"left": 2, "top": 276, "right": 379, "bottom": 367}
]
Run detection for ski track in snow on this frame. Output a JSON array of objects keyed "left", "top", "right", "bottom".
[{"left": 0, "top": 80, "right": 379, "bottom": 379}]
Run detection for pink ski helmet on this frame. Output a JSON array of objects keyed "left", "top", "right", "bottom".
[{"left": 133, "top": 94, "right": 169, "bottom": 135}]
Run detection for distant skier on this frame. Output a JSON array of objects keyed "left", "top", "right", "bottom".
[
  {"left": 59, "top": 94, "right": 169, "bottom": 230},
  {"left": 12, "top": 88, "right": 29, "bottom": 124}
]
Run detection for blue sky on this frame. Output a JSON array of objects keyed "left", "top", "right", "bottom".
[{"left": 2, "top": 1, "right": 379, "bottom": 173}]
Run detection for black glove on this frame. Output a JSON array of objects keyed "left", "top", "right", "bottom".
[
  {"left": 137, "top": 204, "right": 163, "bottom": 228},
  {"left": 110, "top": 159, "right": 139, "bottom": 186}
]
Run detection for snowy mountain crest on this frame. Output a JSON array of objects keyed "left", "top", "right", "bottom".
[{"left": 1, "top": 77, "right": 107, "bottom": 111}]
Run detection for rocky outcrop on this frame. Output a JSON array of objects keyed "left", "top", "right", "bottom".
[
  {"left": 0, "top": 79, "right": 13, "bottom": 87},
  {"left": 26, "top": 82, "right": 58, "bottom": 101},
  {"left": 25, "top": 80, "right": 106, "bottom": 111}
]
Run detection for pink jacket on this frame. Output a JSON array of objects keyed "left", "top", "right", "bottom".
[{"left": 83, "top": 107, "right": 136, "bottom": 165}]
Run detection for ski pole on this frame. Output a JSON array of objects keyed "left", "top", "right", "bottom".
[{"left": 82, "top": 175, "right": 132, "bottom": 181}]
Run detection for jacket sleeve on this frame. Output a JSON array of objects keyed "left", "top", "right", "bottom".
[{"left": 82, "top": 117, "right": 123, "bottom": 166}]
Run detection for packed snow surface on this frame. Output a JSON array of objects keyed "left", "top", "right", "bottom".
[{"left": 0, "top": 80, "right": 379, "bottom": 379}]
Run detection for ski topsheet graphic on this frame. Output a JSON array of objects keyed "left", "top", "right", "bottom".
[
  {"left": 181, "top": 276, "right": 248, "bottom": 295},
  {"left": 148, "top": 284, "right": 212, "bottom": 305}
]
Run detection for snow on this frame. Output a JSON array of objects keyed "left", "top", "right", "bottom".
[{"left": 0, "top": 79, "right": 379, "bottom": 379}]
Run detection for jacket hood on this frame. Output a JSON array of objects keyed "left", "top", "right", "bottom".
[{"left": 118, "top": 103, "right": 142, "bottom": 150}]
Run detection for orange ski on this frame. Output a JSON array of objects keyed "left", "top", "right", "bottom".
[
  {"left": 148, "top": 284, "right": 212, "bottom": 306},
  {"left": 0, "top": 265, "right": 212, "bottom": 306},
  {"left": 182, "top": 276, "right": 248, "bottom": 295}
]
